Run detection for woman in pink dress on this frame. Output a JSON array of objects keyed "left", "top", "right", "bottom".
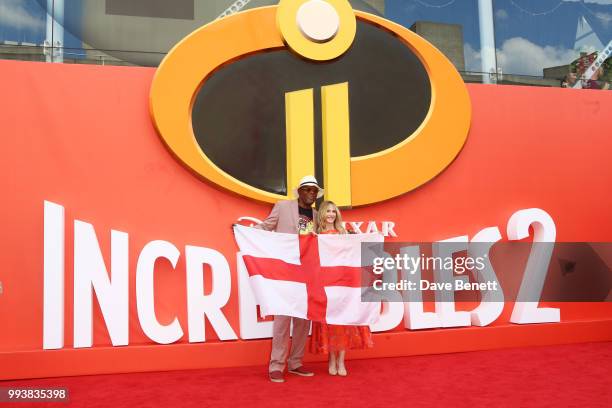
[{"left": 310, "top": 201, "right": 373, "bottom": 376}]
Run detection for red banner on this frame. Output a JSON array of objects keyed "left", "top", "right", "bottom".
[{"left": 0, "top": 60, "right": 611, "bottom": 379}]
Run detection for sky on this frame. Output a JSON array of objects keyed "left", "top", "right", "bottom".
[
  {"left": 0, "top": 0, "right": 81, "bottom": 51},
  {"left": 387, "top": 0, "right": 612, "bottom": 75},
  {"left": 0, "top": 0, "right": 46, "bottom": 44},
  {"left": 1, "top": 0, "right": 611, "bottom": 75}
]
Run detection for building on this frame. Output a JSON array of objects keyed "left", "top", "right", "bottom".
[{"left": 1, "top": 0, "right": 609, "bottom": 87}]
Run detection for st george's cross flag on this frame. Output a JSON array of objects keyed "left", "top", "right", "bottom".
[{"left": 233, "top": 225, "right": 384, "bottom": 325}]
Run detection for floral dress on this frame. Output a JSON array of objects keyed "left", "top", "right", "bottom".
[{"left": 309, "top": 229, "right": 374, "bottom": 354}]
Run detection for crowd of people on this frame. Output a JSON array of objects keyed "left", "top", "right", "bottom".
[
  {"left": 561, "top": 52, "right": 611, "bottom": 90},
  {"left": 562, "top": 67, "right": 610, "bottom": 90}
]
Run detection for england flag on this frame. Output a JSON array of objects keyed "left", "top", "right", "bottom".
[{"left": 233, "top": 225, "right": 384, "bottom": 325}]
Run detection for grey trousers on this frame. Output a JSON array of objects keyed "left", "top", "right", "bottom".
[{"left": 269, "top": 315, "right": 310, "bottom": 372}]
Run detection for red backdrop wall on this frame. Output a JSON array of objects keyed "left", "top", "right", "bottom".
[{"left": 0, "top": 60, "right": 610, "bottom": 379}]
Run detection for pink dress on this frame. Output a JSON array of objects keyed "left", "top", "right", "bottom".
[{"left": 309, "top": 229, "right": 374, "bottom": 354}]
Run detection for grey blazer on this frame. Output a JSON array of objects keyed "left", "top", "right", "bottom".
[{"left": 255, "top": 199, "right": 318, "bottom": 234}]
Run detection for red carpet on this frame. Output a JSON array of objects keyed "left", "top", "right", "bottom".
[{"left": 3, "top": 342, "right": 611, "bottom": 408}]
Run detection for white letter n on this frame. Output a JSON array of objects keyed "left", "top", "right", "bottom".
[{"left": 73, "top": 220, "right": 129, "bottom": 348}]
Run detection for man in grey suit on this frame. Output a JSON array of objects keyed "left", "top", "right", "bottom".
[{"left": 255, "top": 175, "right": 323, "bottom": 383}]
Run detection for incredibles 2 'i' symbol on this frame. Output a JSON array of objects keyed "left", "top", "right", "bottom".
[{"left": 150, "top": 0, "right": 471, "bottom": 207}]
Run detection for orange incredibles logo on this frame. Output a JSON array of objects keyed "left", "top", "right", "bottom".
[{"left": 150, "top": 0, "right": 471, "bottom": 207}]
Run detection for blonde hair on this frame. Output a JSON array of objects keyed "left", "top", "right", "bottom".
[{"left": 316, "top": 201, "right": 347, "bottom": 234}]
